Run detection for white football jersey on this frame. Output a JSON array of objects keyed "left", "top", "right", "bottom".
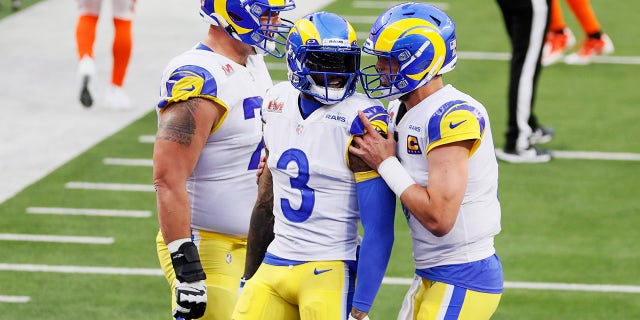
[
  {"left": 262, "top": 82, "right": 386, "bottom": 262},
  {"left": 157, "top": 44, "right": 272, "bottom": 237},
  {"left": 389, "top": 85, "right": 502, "bottom": 269}
]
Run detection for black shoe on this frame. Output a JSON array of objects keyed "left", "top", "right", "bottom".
[
  {"left": 530, "top": 127, "right": 554, "bottom": 144},
  {"left": 79, "top": 75, "right": 93, "bottom": 108},
  {"left": 495, "top": 145, "right": 552, "bottom": 163}
]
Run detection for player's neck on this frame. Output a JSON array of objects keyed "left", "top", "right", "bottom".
[
  {"left": 203, "top": 26, "right": 255, "bottom": 66},
  {"left": 400, "top": 76, "right": 444, "bottom": 110}
]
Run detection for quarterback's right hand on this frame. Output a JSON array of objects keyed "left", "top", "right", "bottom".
[
  {"left": 173, "top": 280, "right": 207, "bottom": 320},
  {"left": 169, "top": 240, "right": 207, "bottom": 319}
]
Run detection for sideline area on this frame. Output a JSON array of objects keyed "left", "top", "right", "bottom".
[{"left": 0, "top": 0, "right": 333, "bottom": 204}]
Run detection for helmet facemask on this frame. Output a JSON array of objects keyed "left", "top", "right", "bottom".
[
  {"left": 244, "top": 2, "right": 295, "bottom": 58},
  {"left": 300, "top": 50, "right": 360, "bottom": 104}
]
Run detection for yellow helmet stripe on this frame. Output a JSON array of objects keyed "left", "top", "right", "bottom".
[
  {"left": 215, "top": 0, "right": 251, "bottom": 33},
  {"left": 404, "top": 28, "right": 446, "bottom": 81},
  {"left": 375, "top": 18, "right": 438, "bottom": 52},
  {"left": 296, "top": 19, "right": 321, "bottom": 44},
  {"left": 347, "top": 23, "right": 358, "bottom": 44}
]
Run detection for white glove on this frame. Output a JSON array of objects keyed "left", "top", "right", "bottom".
[
  {"left": 173, "top": 279, "right": 207, "bottom": 320},
  {"left": 169, "top": 240, "right": 207, "bottom": 320}
]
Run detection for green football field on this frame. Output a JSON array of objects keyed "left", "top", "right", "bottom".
[{"left": 1, "top": 0, "right": 639, "bottom": 319}]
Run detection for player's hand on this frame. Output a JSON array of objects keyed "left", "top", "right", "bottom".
[
  {"left": 349, "top": 110, "right": 396, "bottom": 170},
  {"left": 348, "top": 313, "right": 370, "bottom": 320},
  {"left": 173, "top": 280, "right": 207, "bottom": 320},
  {"left": 349, "top": 307, "right": 370, "bottom": 320},
  {"left": 170, "top": 241, "right": 207, "bottom": 319}
]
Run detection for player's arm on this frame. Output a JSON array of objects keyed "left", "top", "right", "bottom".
[
  {"left": 242, "top": 148, "right": 275, "bottom": 280},
  {"left": 153, "top": 97, "right": 225, "bottom": 319},
  {"left": 348, "top": 109, "right": 396, "bottom": 319},
  {"left": 350, "top": 110, "right": 472, "bottom": 237},
  {"left": 153, "top": 97, "right": 224, "bottom": 243},
  {"left": 400, "top": 141, "right": 470, "bottom": 236}
]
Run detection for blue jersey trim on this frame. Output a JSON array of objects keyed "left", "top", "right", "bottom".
[
  {"left": 195, "top": 42, "right": 213, "bottom": 52},
  {"left": 415, "top": 254, "right": 504, "bottom": 294},
  {"left": 263, "top": 252, "right": 357, "bottom": 267}
]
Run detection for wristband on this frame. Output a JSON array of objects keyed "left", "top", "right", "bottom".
[
  {"left": 376, "top": 156, "right": 415, "bottom": 197},
  {"left": 170, "top": 241, "right": 206, "bottom": 283}
]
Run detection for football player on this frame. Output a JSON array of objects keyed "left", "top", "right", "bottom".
[
  {"left": 351, "top": 3, "right": 504, "bottom": 319},
  {"left": 75, "top": 0, "right": 137, "bottom": 109},
  {"left": 232, "top": 11, "right": 396, "bottom": 320},
  {"left": 153, "top": 1, "right": 295, "bottom": 319}
]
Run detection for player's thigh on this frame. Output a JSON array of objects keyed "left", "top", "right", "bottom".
[
  {"left": 112, "top": 0, "right": 135, "bottom": 20},
  {"left": 156, "top": 230, "right": 248, "bottom": 320},
  {"left": 414, "top": 280, "right": 501, "bottom": 320},
  {"left": 77, "top": 0, "right": 102, "bottom": 16},
  {"left": 232, "top": 264, "right": 299, "bottom": 320},
  {"left": 298, "top": 260, "right": 353, "bottom": 320},
  {"left": 197, "top": 230, "right": 248, "bottom": 320}
]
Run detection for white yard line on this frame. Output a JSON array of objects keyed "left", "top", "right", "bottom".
[
  {"left": 341, "top": 15, "right": 379, "bottom": 24},
  {"left": 551, "top": 150, "right": 640, "bottom": 161},
  {"left": 382, "top": 277, "right": 640, "bottom": 293},
  {"left": 457, "top": 51, "right": 640, "bottom": 65},
  {"left": 65, "top": 182, "right": 155, "bottom": 192},
  {"left": 0, "top": 234, "right": 113, "bottom": 244},
  {"left": 1, "top": 263, "right": 638, "bottom": 294},
  {"left": 138, "top": 135, "right": 156, "bottom": 143},
  {"left": 494, "top": 149, "right": 640, "bottom": 161},
  {"left": 0, "top": 264, "right": 162, "bottom": 276},
  {"left": 0, "top": 296, "right": 30, "bottom": 303},
  {"left": 26, "top": 207, "right": 151, "bottom": 218},
  {"left": 103, "top": 158, "right": 153, "bottom": 166}
]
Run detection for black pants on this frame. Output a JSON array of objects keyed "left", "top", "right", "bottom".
[{"left": 496, "top": 0, "right": 550, "bottom": 151}]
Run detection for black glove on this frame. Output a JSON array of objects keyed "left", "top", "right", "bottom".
[{"left": 171, "top": 242, "right": 207, "bottom": 320}]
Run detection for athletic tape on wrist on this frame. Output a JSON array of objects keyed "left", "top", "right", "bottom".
[
  {"left": 167, "top": 238, "right": 191, "bottom": 254},
  {"left": 377, "top": 156, "right": 415, "bottom": 197}
]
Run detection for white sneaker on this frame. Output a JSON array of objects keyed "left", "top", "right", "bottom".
[
  {"left": 541, "top": 28, "right": 575, "bottom": 67},
  {"left": 564, "top": 33, "right": 614, "bottom": 65},
  {"left": 495, "top": 146, "right": 552, "bottom": 163},
  {"left": 529, "top": 127, "right": 554, "bottom": 145},
  {"left": 77, "top": 56, "right": 95, "bottom": 108},
  {"left": 104, "top": 85, "right": 133, "bottom": 110}
]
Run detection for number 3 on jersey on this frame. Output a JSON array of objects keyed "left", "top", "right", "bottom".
[{"left": 277, "top": 149, "right": 315, "bottom": 223}]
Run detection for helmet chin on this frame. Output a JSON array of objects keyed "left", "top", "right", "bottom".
[{"left": 309, "top": 85, "right": 347, "bottom": 105}]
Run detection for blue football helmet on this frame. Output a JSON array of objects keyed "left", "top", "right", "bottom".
[
  {"left": 359, "top": 2, "right": 455, "bottom": 100},
  {"left": 200, "top": 0, "right": 296, "bottom": 58},
  {"left": 418, "top": 3, "right": 457, "bottom": 74},
  {"left": 286, "top": 12, "right": 360, "bottom": 104}
]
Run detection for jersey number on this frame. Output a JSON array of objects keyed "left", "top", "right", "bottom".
[
  {"left": 277, "top": 149, "right": 315, "bottom": 223},
  {"left": 244, "top": 97, "right": 264, "bottom": 170}
]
